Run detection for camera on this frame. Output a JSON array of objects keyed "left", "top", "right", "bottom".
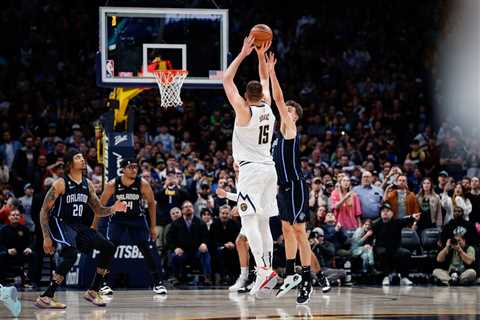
[{"left": 450, "top": 238, "right": 458, "bottom": 246}]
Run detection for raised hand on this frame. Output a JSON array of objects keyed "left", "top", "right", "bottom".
[
  {"left": 266, "top": 51, "right": 277, "bottom": 74},
  {"left": 255, "top": 40, "right": 272, "bottom": 55},
  {"left": 240, "top": 35, "right": 255, "bottom": 57}
]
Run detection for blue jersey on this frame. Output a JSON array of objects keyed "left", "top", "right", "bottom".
[
  {"left": 272, "top": 132, "right": 304, "bottom": 186},
  {"left": 51, "top": 176, "right": 89, "bottom": 223},
  {"left": 111, "top": 176, "right": 145, "bottom": 221}
]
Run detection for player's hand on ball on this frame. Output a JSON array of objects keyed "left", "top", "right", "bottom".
[
  {"left": 175, "top": 248, "right": 184, "bottom": 256},
  {"left": 113, "top": 200, "right": 128, "bottom": 212},
  {"left": 216, "top": 188, "right": 227, "bottom": 198},
  {"left": 43, "top": 237, "right": 54, "bottom": 255},
  {"left": 240, "top": 35, "right": 255, "bottom": 57},
  {"left": 255, "top": 40, "right": 271, "bottom": 54}
]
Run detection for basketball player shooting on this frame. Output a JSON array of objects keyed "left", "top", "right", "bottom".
[
  {"left": 222, "top": 35, "right": 279, "bottom": 297},
  {"left": 35, "top": 149, "right": 127, "bottom": 309}
]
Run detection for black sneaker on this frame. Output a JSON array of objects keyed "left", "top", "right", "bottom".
[
  {"left": 296, "top": 281, "right": 313, "bottom": 305},
  {"left": 318, "top": 273, "right": 331, "bottom": 293}
]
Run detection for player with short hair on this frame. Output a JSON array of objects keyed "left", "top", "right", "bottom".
[
  {"left": 35, "top": 149, "right": 127, "bottom": 309},
  {"left": 92, "top": 158, "right": 167, "bottom": 295},
  {"left": 267, "top": 52, "right": 316, "bottom": 304},
  {"left": 223, "top": 35, "right": 278, "bottom": 297}
]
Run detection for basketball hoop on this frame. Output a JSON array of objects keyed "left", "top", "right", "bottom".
[{"left": 153, "top": 70, "right": 188, "bottom": 108}]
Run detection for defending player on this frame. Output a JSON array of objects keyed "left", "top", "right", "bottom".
[
  {"left": 35, "top": 150, "right": 127, "bottom": 309},
  {"left": 92, "top": 159, "right": 167, "bottom": 295},
  {"left": 223, "top": 35, "right": 278, "bottom": 297},
  {"left": 267, "top": 52, "right": 314, "bottom": 304}
]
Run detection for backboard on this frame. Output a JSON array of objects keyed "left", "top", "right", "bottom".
[{"left": 98, "top": 7, "right": 228, "bottom": 89}]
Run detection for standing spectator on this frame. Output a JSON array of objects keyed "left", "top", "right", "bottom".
[
  {"left": 330, "top": 176, "right": 362, "bottom": 230},
  {"left": 31, "top": 155, "right": 48, "bottom": 192},
  {"left": 154, "top": 126, "right": 175, "bottom": 154},
  {"left": 416, "top": 178, "right": 443, "bottom": 229},
  {"left": 466, "top": 177, "right": 480, "bottom": 225},
  {"left": 210, "top": 205, "right": 240, "bottom": 284},
  {"left": 0, "top": 130, "right": 21, "bottom": 168},
  {"left": 194, "top": 182, "right": 215, "bottom": 218},
  {"left": 406, "top": 139, "right": 426, "bottom": 168},
  {"left": 439, "top": 137, "right": 465, "bottom": 181},
  {"left": 0, "top": 209, "right": 34, "bottom": 287},
  {"left": 167, "top": 201, "right": 212, "bottom": 284},
  {"left": 433, "top": 227, "right": 476, "bottom": 286},
  {"left": 372, "top": 203, "right": 420, "bottom": 286},
  {"left": 441, "top": 183, "right": 472, "bottom": 224},
  {"left": 0, "top": 158, "right": 9, "bottom": 185},
  {"left": 384, "top": 175, "right": 420, "bottom": 219},
  {"left": 18, "top": 183, "right": 35, "bottom": 232},
  {"left": 434, "top": 171, "right": 450, "bottom": 194},
  {"left": 353, "top": 170, "right": 383, "bottom": 220}
]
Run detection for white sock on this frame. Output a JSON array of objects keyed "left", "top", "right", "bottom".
[
  {"left": 258, "top": 216, "right": 274, "bottom": 269},
  {"left": 240, "top": 267, "right": 249, "bottom": 279}
]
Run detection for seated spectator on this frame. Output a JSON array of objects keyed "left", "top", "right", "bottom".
[
  {"left": 0, "top": 209, "right": 34, "bottom": 287},
  {"left": 440, "top": 207, "right": 479, "bottom": 248},
  {"left": 441, "top": 183, "right": 472, "bottom": 223},
  {"left": 330, "top": 176, "right": 362, "bottom": 230},
  {"left": 372, "top": 203, "right": 420, "bottom": 286},
  {"left": 384, "top": 174, "right": 420, "bottom": 219},
  {"left": 194, "top": 182, "right": 215, "bottom": 217},
  {"left": 309, "top": 205, "right": 327, "bottom": 229},
  {"left": 353, "top": 170, "right": 383, "bottom": 220},
  {"left": 322, "top": 212, "right": 350, "bottom": 256},
  {"left": 351, "top": 219, "right": 375, "bottom": 273},
  {"left": 433, "top": 227, "right": 476, "bottom": 286},
  {"left": 467, "top": 177, "right": 480, "bottom": 224},
  {"left": 0, "top": 198, "right": 25, "bottom": 225},
  {"left": 210, "top": 205, "right": 240, "bottom": 284},
  {"left": 18, "top": 183, "right": 35, "bottom": 232},
  {"left": 200, "top": 208, "right": 214, "bottom": 231},
  {"left": 167, "top": 201, "right": 212, "bottom": 285},
  {"left": 309, "top": 177, "right": 329, "bottom": 213}
]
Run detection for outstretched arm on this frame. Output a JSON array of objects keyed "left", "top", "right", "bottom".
[
  {"left": 223, "top": 35, "right": 255, "bottom": 123},
  {"left": 40, "top": 179, "right": 65, "bottom": 254},
  {"left": 266, "top": 52, "right": 296, "bottom": 138},
  {"left": 91, "top": 180, "right": 115, "bottom": 229},
  {"left": 87, "top": 180, "right": 127, "bottom": 217},
  {"left": 255, "top": 41, "right": 272, "bottom": 106}
]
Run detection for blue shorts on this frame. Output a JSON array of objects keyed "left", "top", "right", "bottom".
[
  {"left": 49, "top": 217, "right": 102, "bottom": 253},
  {"left": 277, "top": 180, "right": 309, "bottom": 224},
  {"left": 106, "top": 216, "right": 151, "bottom": 245}
]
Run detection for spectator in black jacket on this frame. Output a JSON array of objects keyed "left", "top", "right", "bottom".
[
  {"left": 210, "top": 205, "right": 240, "bottom": 284},
  {"left": 156, "top": 169, "right": 191, "bottom": 252},
  {"left": 372, "top": 203, "right": 420, "bottom": 286},
  {"left": 0, "top": 209, "right": 34, "bottom": 287},
  {"left": 167, "top": 200, "right": 212, "bottom": 284}
]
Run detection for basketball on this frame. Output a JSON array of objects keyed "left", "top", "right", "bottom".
[{"left": 250, "top": 24, "right": 273, "bottom": 47}]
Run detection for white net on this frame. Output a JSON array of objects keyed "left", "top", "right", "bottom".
[{"left": 153, "top": 70, "right": 188, "bottom": 108}]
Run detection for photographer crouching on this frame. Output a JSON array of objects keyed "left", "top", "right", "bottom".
[{"left": 433, "top": 227, "right": 476, "bottom": 286}]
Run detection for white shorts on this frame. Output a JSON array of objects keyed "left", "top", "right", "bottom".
[{"left": 236, "top": 162, "right": 278, "bottom": 218}]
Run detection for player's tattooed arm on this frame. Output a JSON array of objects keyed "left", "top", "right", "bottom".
[
  {"left": 91, "top": 180, "right": 116, "bottom": 229},
  {"left": 87, "top": 180, "right": 127, "bottom": 217},
  {"left": 39, "top": 179, "right": 64, "bottom": 240}
]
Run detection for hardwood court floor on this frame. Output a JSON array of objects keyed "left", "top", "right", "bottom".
[{"left": 3, "top": 286, "right": 480, "bottom": 319}]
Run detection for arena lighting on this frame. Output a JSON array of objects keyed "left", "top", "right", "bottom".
[{"left": 437, "top": 0, "right": 480, "bottom": 132}]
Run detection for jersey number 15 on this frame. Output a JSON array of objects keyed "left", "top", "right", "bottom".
[{"left": 258, "top": 125, "right": 270, "bottom": 145}]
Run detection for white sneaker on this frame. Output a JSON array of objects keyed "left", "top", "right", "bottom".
[
  {"left": 400, "top": 277, "right": 413, "bottom": 286},
  {"left": 250, "top": 268, "right": 277, "bottom": 296},
  {"left": 382, "top": 276, "right": 390, "bottom": 286},
  {"left": 0, "top": 285, "right": 21, "bottom": 317},
  {"left": 276, "top": 274, "right": 302, "bottom": 298},
  {"left": 99, "top": 285, "right": 113, "bottom": 295},
  {"left": 153, "top": 284, "right": 167, "bottom": 295},
  {"left": 229, "top": 275, "right": 248, "bottom": 292}
]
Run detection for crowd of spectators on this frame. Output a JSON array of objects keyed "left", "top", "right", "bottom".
[{"left": 1, "top": 0, "right": 480, "bottom": 288}]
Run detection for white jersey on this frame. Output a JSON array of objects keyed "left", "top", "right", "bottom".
[{"left": 232, "top": 103, "right": 276, "bottom": 164}]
